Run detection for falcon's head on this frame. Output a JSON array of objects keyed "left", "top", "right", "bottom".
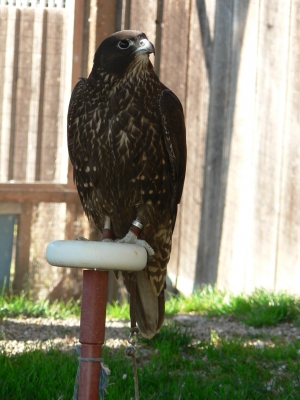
[{"left": 92, "top": 30, "right": 155, "bottom": 75}]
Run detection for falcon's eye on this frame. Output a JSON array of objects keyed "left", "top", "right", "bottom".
[{"left": 118, "top": 40, "right": 131, "bottom": 49}]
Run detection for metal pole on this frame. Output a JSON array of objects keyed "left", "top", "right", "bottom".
[{"left": 78, "top": 269, "right": 108, "bottom": 400}]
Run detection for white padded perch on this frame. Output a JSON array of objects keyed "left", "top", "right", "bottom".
[{"left": 46, "top": 240, "right": 147, "bottom": 271}]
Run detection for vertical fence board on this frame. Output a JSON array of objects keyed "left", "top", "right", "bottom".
[
  {"left": 54, "top": 8, "right": 72, "bottom": 183},
  {"left": 95, "top": 0, "right": 118, "bottom": 45},
  {"left": 245, "top": 0, "right": 290, "bottom": 291},
  {"left": 0, "top": 7, "right": 9, "bottom": 181},
  {"left": 175, "top": 0, "right": 214, "bottom": 293},
  {"left": 159, "top": 0, "right": 190, "bottom": 105},
  {"left": 158, "top": 0, "right": 191, "bottom": 284},
  {"left": 26, "top": 9, "right": 45, "bottom": 181},
  {"left": 0, "top": 7, "right": 19, "bottom": 182},
  {"left": 32, "top": 9, "right": 72, "bottom": 298},
  {"left": 39, "top": 9, "right": 65, "bottom": 181},
  {"left": 129, "top": 0, "right": 157, "bottom": 66},
  {"left": 196, "top": 0, "right": 234, "bottom": 285},
  {"left": 12, "top": 9, "right": 35, "bottom": 180},
  {"left": 217, "top": 0, "right": 258, "bottom": 292},
  {"left": 129, "top": 0, "right": 157, "bottom": 40},
  {"left": 275, "top": 0, "right": 300, "bottom": 292},
  {"left": 13, "top": 202, "right": 33, "bottom": 293}
]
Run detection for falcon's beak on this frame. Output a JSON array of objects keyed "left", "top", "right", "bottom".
[{"left": 134, "top": 38, "right": 155, "bottom": 56}]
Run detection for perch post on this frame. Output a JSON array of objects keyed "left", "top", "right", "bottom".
[
  {"left": 79, "top": 269, "right": 108, "bottom": 400},
  {"left": 46, "top": 240, "right": 147, "bottom": 400}
]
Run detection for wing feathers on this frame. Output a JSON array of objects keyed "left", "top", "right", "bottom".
[{"left": 159, "top": 89, "right": 187, "bottom": 205}]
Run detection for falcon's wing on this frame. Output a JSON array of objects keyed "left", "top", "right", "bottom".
[
  {"left": 159, "top": 89, "right": 187, "bottom": 227},
  {"left": 67, "top": 78, "right": 87, "bottom": 166}
]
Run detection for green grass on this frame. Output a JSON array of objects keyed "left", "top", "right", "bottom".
[
  {"left": 0, "top": 292, "right": 81, "bottom": 320},
  {"left": 166, "top": 287, "right": 300, "bottom": 327},
  {"left": 1, "top": 323, "right": 300, "bottom": 399},
  {"left": 2, "top": 287, "right": 300, "bottom": 327},
  {"left": 108, "top": 287, "right": 300, "bottom": 328}
]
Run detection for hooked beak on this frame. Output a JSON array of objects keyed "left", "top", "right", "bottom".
[{"left": 134, "top": 38, "right": 155, "bottom": 56}]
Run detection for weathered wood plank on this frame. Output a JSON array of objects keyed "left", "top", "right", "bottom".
[
  {"left": 0, "top": 202, "right": 21, "bottom": 214},
  {"left": 159, "top": 0, "right": 190, "bottom": 105},
  {"left": 54, "top": 7, "right": 72, "bottom": 183},
  {"left": 13, "top": 202, "right": 33, "bottom": 293},
  {"left": 38, "top": 9, "right": 65, "bottom": 181},
  {"left": 275, "top": 0, "right": 300, "bottom": 293},
  {"left": 71, "top": 0, "right": 85, "bottom": 87},
  {"left": 0, "top": 182, "right": 80, "bottom": 203},
  {"left": 244, "top": 0, "right": 291, "bottom": 291},
  {"left": 129, "top": 0, "right": 157, "bottom": 39},
  {"left": 158, "top": 0, "right": 191, "bottom": 286},
  {"left": 30, "top": 201, "right": 67, "bottom": 299},
  {"left": 12, "top": 8, "right": 35, "bottom": 181},
  {"left": 26, "top": 9, "right": 45, "bottom": 182},
  {"left": 0, "top": 7, "right": 20, "bottom": 182},
  {"left": 196, "top": 0, "right": 235, "bottom": 285},
  {"left": 129, "top": 0, "right": 157, "bottom": 67},
  {"left": 175, "top": 0, "right": 215, "bottom": 294},
  {"left": 0, "top": 6, "right": 9, "bottom": 182},
  {"left": 95, "top": 0, "right": 118, "bottom": 46},
  {"left": 217, "top": 0, "right": 258, "bottom": 293}
]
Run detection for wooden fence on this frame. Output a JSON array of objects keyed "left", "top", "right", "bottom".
[
  {"left": 0, "top": 2, "right": 81, "bottom": 297},
  {"left": 0, "top": 0, "right": 299, "bottom": 298}
]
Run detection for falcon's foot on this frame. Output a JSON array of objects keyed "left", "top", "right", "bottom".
[
  {"left": 116, "top": 230, "right": 155, "bottom": 256},
  {"left": 76, "top": 236, "right": 89, "bottom": 241}
]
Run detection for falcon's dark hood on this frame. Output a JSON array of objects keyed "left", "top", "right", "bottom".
[{"left": 92, "top": 30, "right": 155, "bottom": 75}]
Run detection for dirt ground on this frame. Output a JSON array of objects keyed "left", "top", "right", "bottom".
[{"left": 1, "top": 313, "right": 300, "bottom": 355}]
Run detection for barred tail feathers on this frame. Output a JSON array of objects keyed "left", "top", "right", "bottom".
[{"left": 135, "top": 270, "right": 165, "bottom": 339}]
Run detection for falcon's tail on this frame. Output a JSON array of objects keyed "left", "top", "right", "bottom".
[{"left": 134, "top": 270, "right": 165, "bottom": 339}]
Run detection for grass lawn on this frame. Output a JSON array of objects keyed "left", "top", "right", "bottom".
[{"left": 1, "top": 287, "right": 300, "bottom": 399}]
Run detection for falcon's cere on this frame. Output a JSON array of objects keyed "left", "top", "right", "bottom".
[{"left": 67, "top": 30, "right": 187, "bottom": 338}]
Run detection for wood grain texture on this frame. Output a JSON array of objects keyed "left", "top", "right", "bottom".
[
  {"left": 158, "top": 0, "right": 191, "bottom": 284},
  {"left": 217, "top": 0, "right": 257, "bottom": 293},
  {"left": 159, "top": 0, "right": 190, "bottom": 105},
  {"left": 245, "top": 0, "right": 290, "bottom": 291},
  {"left": 196, "top": 0, "right": 235, "bottom": 285},
  {"left": 39, "top": 9, "right": 66, "bottom": 181},
  {"left": 129, "top": 0, "right": 157, "bottom": 67},
  {"left": 26, "top": 9, "right": 45, "bottom": 182},
  {"left": 275, "top": 0, "right": 300, "bottom": 293},
  {"left": 175, "top": 0, "right": 214, "bottom": 294},
  {"left": 0, "top": 7, "right": 9, "bottom": 182},
  {"left": 13, "top": 202, "right": 33, "bottom": 294},
  {"left": 13, "top": 9, "right": 35, "bottom": 181},
  {"left": 0, "top": 182, "right": 80, "bottom": 203},
  {"left": 129, "top": 0, "right": 157, "bottom": 44},
  {"left": 0, "top": 7, "right": 20, "bottom": 182}
]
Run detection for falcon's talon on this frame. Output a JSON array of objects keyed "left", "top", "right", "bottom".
[
  {"left": 116, "top": 230, "right": 155, "bottom": 256},
  {"left": 136, "top": 239, "right": 155, "bottom": 257},
  {"left": 76, "top": 236, "right": 89, "bottom": 241}
]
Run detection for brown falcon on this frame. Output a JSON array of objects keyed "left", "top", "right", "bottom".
[{"left": 67, "top": 30, "right": 186, "bottom": 338}]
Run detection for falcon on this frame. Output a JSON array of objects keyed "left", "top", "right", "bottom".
[{"left": 67, "top": 30, "right": 186, "bottom": 338}]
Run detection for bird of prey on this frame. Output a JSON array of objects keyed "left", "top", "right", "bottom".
[{"left": 67, "top": 30, "right": 186, "bottom": 339}]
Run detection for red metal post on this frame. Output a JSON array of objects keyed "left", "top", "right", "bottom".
[{"left": 78, "top": 269, "right": 109, "bottom": 400}]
